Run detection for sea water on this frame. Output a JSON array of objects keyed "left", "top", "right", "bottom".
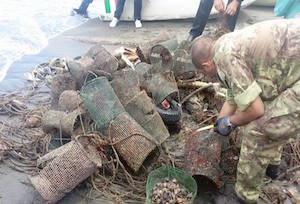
[{"left": 0, "top": 0, "right": 103, "bottom": 82}]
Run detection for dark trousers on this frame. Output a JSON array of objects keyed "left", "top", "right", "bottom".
[
  {"left": 190, "top": 0, "right": 241, "bottom": 38},
  {"left": 77, "top": 0, "right": 93, "bottom": 14},
  {"left": 114, "top": 0, "right": 142, "bottom": 20}
]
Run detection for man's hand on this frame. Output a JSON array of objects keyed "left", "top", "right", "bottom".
[
  {"left": 214, "top": 0, "right": 225, "bottom": 12},
  {"left": 214, "top": 116, "right": 234, "bottom": 136},
  {"left": 225, "top": 0, "right": 239, "bottom": 16}
]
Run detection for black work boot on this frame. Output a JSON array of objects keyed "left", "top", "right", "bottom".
[{"left": 266, "top": 164, "right": 279, "bottom": 179}]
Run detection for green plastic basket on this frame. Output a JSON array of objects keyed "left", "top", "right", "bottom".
[{"left": 146, "top": 165, "right": 197, "bottom": 204}]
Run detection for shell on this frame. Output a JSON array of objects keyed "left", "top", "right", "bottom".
[{"left": 150, "top": 178, "right": 192, "bottom": 204}]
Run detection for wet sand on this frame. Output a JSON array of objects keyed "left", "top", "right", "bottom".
[{"left": 0, "top": 5, "right": 278, "bottom": 204}]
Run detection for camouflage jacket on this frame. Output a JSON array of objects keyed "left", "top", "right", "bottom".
[{"left": 214, "top": 19, "right": 300, "bottom": 111}]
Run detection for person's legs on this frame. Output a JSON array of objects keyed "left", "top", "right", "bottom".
[
  {"left": 74, "top": 0, "right": 93, "bottom": 15},
  {"left": 235, "top": 133, "right": 283, "bottom": 203},
  {"left": 225, "top": 0, "right": 241, "bottom": 31},
  {"left": 189, "top": 0, "right": 214, "bottom": 41},
  {"left": 235, "top": 80, "right": 300, "bottom": 203},
  {"left": 134, "top": 0, "right": 142, "bottom": 20},
  {"left": 114, "top": 0, "right": 126, "bottom": 20}
]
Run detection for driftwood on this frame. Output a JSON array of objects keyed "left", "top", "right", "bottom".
[{"left": 177, "top": 81, "right": 226, "bottom": 105}]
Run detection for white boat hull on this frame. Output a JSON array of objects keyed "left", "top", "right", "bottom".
[
  {"left": 253, "top": 0, "right": 276, "bottom": 6},
  {"left": 98, "top": 0, "right": 256, "bottom": 21}
]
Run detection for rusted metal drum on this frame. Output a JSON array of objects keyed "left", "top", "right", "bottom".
[{"left": 184, "top": 132, "right": 222, "bottom": 188}]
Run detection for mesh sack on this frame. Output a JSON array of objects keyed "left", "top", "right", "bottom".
[
  {"left": 125, "top": 91, "right": 169, "bottom": 144},
  {"left": 184, "top": 132, "right": 222, "bottom": 188},
  {"left": 30, "top": 140, "right": 101, "bottom": 203},
  {"left": 139, "top": 32, "right": 171, "bottom": 63},
  {"left": 80, "top": 77, "right": 125, "bottom": 133},
  {"left": 109, "top": 112, "right": 157, "bottom": 172},
  {"left": 92, "top": 45, "right": 118, "bottom": 74},
  {"left": 68, "top": 58, "right": 112, "bottom": 88},
  {"left": 111, "top": 68, "right": 140, "bottom": 107},
  {"left": 177, "top": 40, "right": 192, "bottom": 52},
  {"left": 172, "top": 49, "right": 196, "bottom": 80},
  {"left": 58, "top": 90, "right": 85, "bottom": 113},
  {"left": 150, "top": 39, "right": 178, "bottom": 72},
  {"left": 41, "top": 109, "right": 86, "bottom": 137},
  {"left": 37, "top": 140, "right": 75, "bottom": 166},
  {"left": 145, "top": 72, "right": 178, "bottom": 104},
  {"left": 51, "top": 72, "right": 76, "bottom": 108},
  {"left": 135, "top": 62, "right": 152, "bottom": 89},
  {"left": 146, "top": 165, "right": 197, "bottom": 204}
]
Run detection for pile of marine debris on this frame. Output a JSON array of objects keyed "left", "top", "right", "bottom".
[{"left": 0, "top": 34, "right": 299, "bottom": 204}]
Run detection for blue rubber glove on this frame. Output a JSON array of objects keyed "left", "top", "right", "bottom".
[{"left": 214, "top": 116, "right": 234, "bottom": 136}]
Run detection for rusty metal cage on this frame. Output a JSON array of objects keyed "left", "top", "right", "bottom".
[
  {"left": 109, "top": 112, "right": 157, "bottom": 172},
  {"left": 184, "top": 132, "right": 222, "bottom": 188},
  {"left": 125, "top": 90, "right": 169, "bottom": 144}
]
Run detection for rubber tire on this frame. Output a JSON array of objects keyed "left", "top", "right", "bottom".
[{"left": 156, "top": 100, "right": 182, "bottom": 125}]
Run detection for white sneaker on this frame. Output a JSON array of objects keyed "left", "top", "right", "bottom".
[
  {"left": 109, "top": 17, "right": 119, "bottom": 28},
  {"left": 135, "top": 20, "right": 142, "bottom": 28}
]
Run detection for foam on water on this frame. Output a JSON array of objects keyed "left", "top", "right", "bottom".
[{"left": 0, "top": 0, "right": 103, "bottom": 82}]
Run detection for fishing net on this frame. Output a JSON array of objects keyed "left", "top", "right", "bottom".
[
  {"left": 80, "top": 77, "right": 125, "bottom": 133},
  {"left": 30, "top": 139, "right": 102, "bottom": 203},
  {"left": 109, "top": 112, "right": 157, "bottom": 172},
  {"left": 125, "top": 90, "right": 169, "bottom": 144},
  {"left": 111, "top": 68, "right": 140, "bottom": 107},
  {"left": 145, "top": 165, "right": 197, "bottom": 204}
]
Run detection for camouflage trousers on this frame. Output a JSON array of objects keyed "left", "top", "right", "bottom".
[{"left": 235, "top": 80, "right": 300, "bottom": 204}]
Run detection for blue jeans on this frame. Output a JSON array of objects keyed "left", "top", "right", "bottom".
[
  {"left": 190, "top": 0, "right": 241, "bottom": 38},
  {"left": 114, "top": 0, "right": 142, "bottom": 20},
  {"left": 76, "top": 0, "right": 93, "bottom": 14}
]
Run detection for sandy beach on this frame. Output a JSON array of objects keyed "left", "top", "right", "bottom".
[{"left": 0, "top": 5, "right": 280, "bottom": 204}]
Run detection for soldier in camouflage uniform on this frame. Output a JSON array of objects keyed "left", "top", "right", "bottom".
[{"left": 191, "top": 19, "right": 300, "bottom": 204}]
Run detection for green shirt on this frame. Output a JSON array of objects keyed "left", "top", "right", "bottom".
[{"left": 214, "top": 19, "right": 300, "bottom": 111}]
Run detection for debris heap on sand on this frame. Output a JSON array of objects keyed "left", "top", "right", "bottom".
[{"left": 0, "top": 34, "right": 299, "bottom": 204}]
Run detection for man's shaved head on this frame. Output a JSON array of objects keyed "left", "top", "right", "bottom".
[{"left": 191, "top": 37, "right": 215, "bottom": 69}]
